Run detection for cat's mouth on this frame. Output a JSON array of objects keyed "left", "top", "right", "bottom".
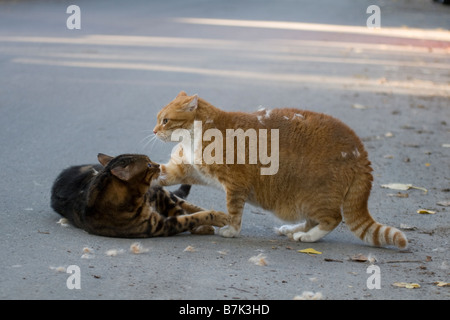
[
  {"left": 148, "top": 168, "right": 161, "bottom": 186},
  {"left": 147, "top": 163, "right": 161, "bottom": 179},
  {"left": 154, "top": 132, "right": 172, "bottom": 142}
]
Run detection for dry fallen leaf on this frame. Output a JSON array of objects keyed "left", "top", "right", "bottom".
[
  {"left": 293, "top": 291, "right": 323, "bottom": 300},
  {"left": 49, "top": 266, "right": 66, "bottom": 272},
  {"left": 183, "top": 245, "right": 196, "bottom": 252},
  {"left": 56, "top": 218, "right": 70, "bottom": 227},
  {"left": 417, "top": 209, "right": 436, "bottom": 214},
  {"left": 387, "top": 192, "right": 409, "bottom": 198},
  {"left": 81, "top": 247, "right": 94, "bottom": 259},
  {"left": 352, "top": 103, "right": 368, "bottom": 110},
  {"left": 392, "top": 282, "right": 421, "bottom": 289},
  {"left": 381, "top": 183, "right": 427, "bottom": 194},
  {"left": 298, "top": 248, "right": 322, "bottom": 255},
  {"left": 400, "top": 223, "right": 417, "bottom": 230},
  {"left": 350, "top": 253, "right": 376, "bottom": 263},
  {"left": 435, "top": 281, "right": 450, "bottom": 287},
  {"left": 437, "top": 201, "right": 450, "bottom": 207},
  {"left": 249, "top": 253, "right": 267, "bottom": 266},
  {"left": 350, "top": 253, "right": 368, "bottom": 262},
  {"left": 130, "top": 242, "right": 149, "bottom": 254},
  {"left": 105, "top": 249, "right": 125, "bottom": 256}
]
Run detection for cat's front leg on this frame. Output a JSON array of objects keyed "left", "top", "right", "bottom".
[
  {"left": 162, "top": 210, "right": 229, "bottom": 236},
  {"left": 155, "top": 144, "right": 199, "bottom": 186},
  {"left": 157, "top": 161, "right": 202, "bottom": 186},
  {"left": 178, "top": 199, "right": 207, "bottom": 214},
  {"left": 175, "top": 200, "right": 216, "bottom": 235},
  {"left": 218, "top": 189, "right": 246, "bottom": 238}
]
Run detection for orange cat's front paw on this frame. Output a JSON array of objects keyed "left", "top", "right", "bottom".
[{"left": 218, "top": 225, "right": 241, "bottom": 238}]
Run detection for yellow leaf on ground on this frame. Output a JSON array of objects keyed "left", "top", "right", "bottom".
[
  {"left": 392, "top": 282, "right": 421, "bottom": 289},
  {"left": 381, "top": 183, "right": 428, "bottom": 194},
  {"left": 298, "top": 248, "right": 322, "bottom": 255},
  {"left": 417, "top": 209, "right": 436, "bottom": 214},
  {"left": 435, "top": 281, "right": 450, "bottom": 287}
]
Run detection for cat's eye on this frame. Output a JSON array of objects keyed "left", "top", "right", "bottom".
[
  {"left": 162, "top": 118, "right": 168, "bottom": 125},
  {"left": 147, "top": 163, "right": 152, "bottom": 168}
]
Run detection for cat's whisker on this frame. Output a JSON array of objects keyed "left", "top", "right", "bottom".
[
  {"left": 140, "top": 133, "right": 160, "bottom": 152},
  {"left": 139, "top": 132, "right": 154, "bottom": 144}
]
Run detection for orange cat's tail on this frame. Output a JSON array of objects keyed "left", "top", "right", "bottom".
[{"left": 342, "top": 171, "right": 408, "bottom": 249}]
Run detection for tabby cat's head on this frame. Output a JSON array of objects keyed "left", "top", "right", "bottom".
[
  {"left": 97, "top": 153, "right": 160, "bottom": 185},
  {"left": 86, "top": 153, "right": 160, "bottom": 208},
  {"left": 153, "top": 91, "right": 198, "bottom": 142}
]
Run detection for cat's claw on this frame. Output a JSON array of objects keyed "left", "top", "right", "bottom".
[{"left": 218, "top": 225, "right": 240, "bottom": 238}]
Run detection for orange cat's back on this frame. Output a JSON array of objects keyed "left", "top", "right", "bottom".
[{"left": 247, "top": 108, "right": 366, "bottom": 213}]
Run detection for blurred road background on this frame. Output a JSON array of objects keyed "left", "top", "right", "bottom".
[{"left": 0, "top": 0, "right": 449, "bottom": 300}]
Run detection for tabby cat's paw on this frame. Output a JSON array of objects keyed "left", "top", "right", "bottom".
[
  {"left": 218, "top": 225, "right": 240, "bottom": 238},
  {"left": 213, "top": 210, "right": 231, "bottom": 227},
  {"left": 190, "top": 225, "right": 215, "bottom": 235}
]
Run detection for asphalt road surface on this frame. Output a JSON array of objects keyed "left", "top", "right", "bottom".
[{"left": 0, "top": 0, "right": 449, "bottom": 300}]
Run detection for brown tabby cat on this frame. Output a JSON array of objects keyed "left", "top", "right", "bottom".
[
  {"left": 51, "top": 153, "right": 229, "bottom": 238},
  {"left": 152, "top": 91, "right": 408, "bottom": 249}
]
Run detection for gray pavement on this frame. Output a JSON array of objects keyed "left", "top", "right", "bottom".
[{"left": 0, "top": 0, "right": 449, "bottom": 300}]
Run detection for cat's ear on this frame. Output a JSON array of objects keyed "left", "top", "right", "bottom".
[
  {"left": 98, "top": 153, "right": 114, "bottom": 167},
  {"left": 110, "top": 166, "right": 132, "bottom": 181},
  {"left": 177, "top": 91, "right": 187, "bottom": 97},
  {"left": 184, "top": 94, "right": 198, "bottom": 112}
]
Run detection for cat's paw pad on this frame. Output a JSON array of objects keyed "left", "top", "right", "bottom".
[{"left": 218, "top": 225, "right": 240, "bottom": 238}]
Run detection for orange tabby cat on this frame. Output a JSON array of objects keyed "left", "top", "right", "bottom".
[{"left": 152, "top": 91, "right": 407, "bottom": 249}]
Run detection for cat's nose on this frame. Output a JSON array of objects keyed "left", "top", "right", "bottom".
[{"left": 153, "top": 130, "right": 157, "bottom": 134}]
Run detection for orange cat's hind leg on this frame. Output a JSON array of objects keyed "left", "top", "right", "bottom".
[
  {"left": 292, "top": 226, "right": 331, "bottom": 242},
  {"left": 294, "top": 213, "right": 341, "bottom": 242},
  {"left": 279, "top": 211, "right": 341, "bottom": 243},
  {"left": 276, "top": 219, "right": 316, "bottom": 239}
]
